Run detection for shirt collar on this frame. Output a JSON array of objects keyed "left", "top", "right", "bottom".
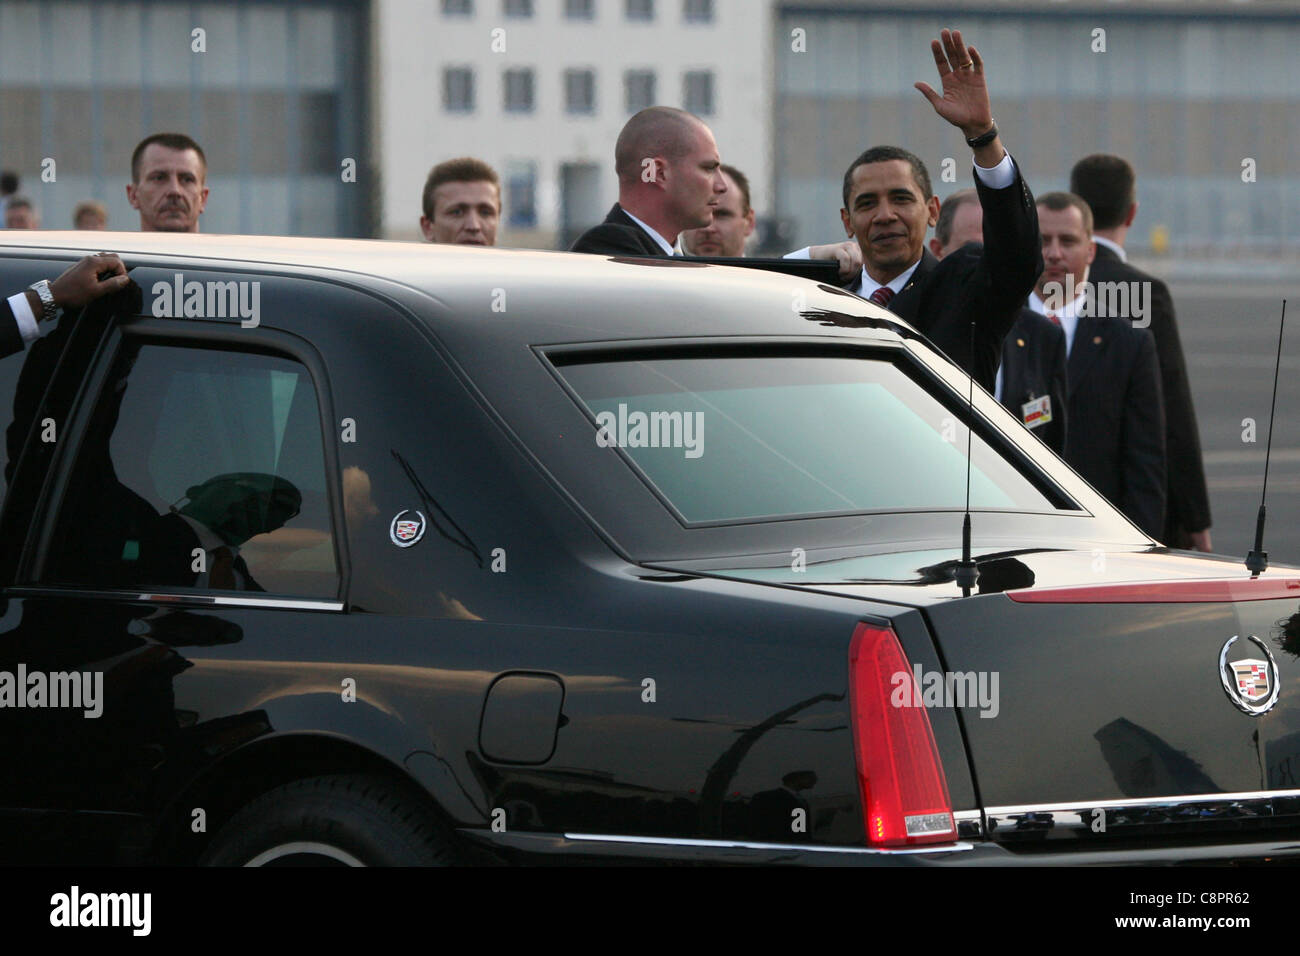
[
  {"left": 1092, "top": 234, "right": 1127, "bottom": 262},
  {"left": 1028, "top": 285, "right": 1089, "bottom": 321},
  {"left": 622, "top": 208, "right": 675, "bottom": 256},
  {"left": 857, "top": 257, "right": 922, "bottom": 299}
]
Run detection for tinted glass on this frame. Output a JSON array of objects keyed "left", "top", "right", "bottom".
[
  {"left": 41, "top": 343, "right": 338, "bottom": 597},
  {"left": 559, "top": 354, "right": 1059, "bottom": 522}
]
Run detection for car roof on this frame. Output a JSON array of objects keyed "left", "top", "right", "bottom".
[{"left": 0, "top": 231, "right": 907, "bottom": 348}]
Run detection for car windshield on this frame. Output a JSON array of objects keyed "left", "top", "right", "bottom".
[{"left": 558, "top": 353, "right": 1060, "bottom": 523}]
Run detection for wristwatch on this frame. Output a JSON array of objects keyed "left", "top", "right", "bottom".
[
  {"left": 965, "top": 123, "right": 998, "bottom": 149},
  {"left": 27, "top": 279, "right": 58, "bottom": 322}
]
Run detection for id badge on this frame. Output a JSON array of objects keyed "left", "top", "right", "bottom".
[{"left": 1021, "top": 394, "right": 1052, "bottom": 430}]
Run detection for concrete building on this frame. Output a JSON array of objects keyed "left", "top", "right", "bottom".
[
  {"left": 375, "top": 0, "right": 774, "bottom": 247},
  {"left": 4, "top": 0, "right": 1299, "bottom": 259},
  {"left": 0, "top": 0, "right": 368, "bottom": 237}
]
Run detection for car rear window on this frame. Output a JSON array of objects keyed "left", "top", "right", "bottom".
[{"left": 557, "top": 353, "right": 1059, "bottom": 522}]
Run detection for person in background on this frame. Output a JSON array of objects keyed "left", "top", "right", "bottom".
[
  {"left": 678, "top": 163, "right": 755, "bottom": 257},
  {"left": 4, "top": 198, "right": 39, "bottom": 230},
  {"left": 127, "top": 132, "right": 209, "bottom": 232},
  {"left": 931, "top": 187, "right": 1067, "bottom": 456},
  {"left": 74, "top": 200, "right": 108, "bottom": 231},
  {"left": 1029, "top": 191, "right": 1165, "bottom": 539},
  {"left": 1071, "top": 152, "right": 1211, "bottom": 551},
  {"left": 419, "top": 157, "right": 501, "bottom": 246},
  {"left": 570, "top": 106, "right": 726, "bottom": 257}
]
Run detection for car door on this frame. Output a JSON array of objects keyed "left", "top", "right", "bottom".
[{"left": 0, "top": 305, "right": 345, "bottom": 862}]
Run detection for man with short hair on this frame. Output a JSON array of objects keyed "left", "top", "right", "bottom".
[
  {"left": 127, "top": 132, "right": 209, "bottom": 232},
  {"left": 934, "top": 188, "right": 1067, "bottom": 456},
  {"left": 1071, "top": 153, "right": 1211, "bottom": 551},
  {"left": 790, "top": 30, "right": 1042, "bottom": 392},
  {"left": 570, "top": 105, "right": 727, "bottom": 256},
  {"left": 678, "top": 163, "right": 755, "bottom": 257},
  {"left": 4, "top": 198, "right": 38, "bottom": 230},
  {"left": 1031, "top": 191, "right": 1165, "bottom": 539},
  {"left": 419, "top": 157, "right": 501, "bottom": 246},
  {"left": 73, "top": 200, "right": 108, "bottom": 231}
]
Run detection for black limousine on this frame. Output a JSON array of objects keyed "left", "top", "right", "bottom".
[{"left": 0, "top": 233, "right": 1295, "bottom": 866}]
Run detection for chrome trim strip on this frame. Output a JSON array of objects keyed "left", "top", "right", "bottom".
[
  {"left": 988, "top": 788, "right": 1300, "bottom": 816},
  {"left": 4, "top": 586, "right": 344, "bottom": 612},
  {"left": 562, "top": 832, "right": 974, "bottom": 855},
  {"left": 986, "top": 789, "right": 1300, "bottom": 835}
]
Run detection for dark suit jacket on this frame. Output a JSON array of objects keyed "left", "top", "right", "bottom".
[
  {"left": 570, "top": 204, "right": 666, "bottom": 257},
  {"left": 1061, "top": 312, "right": 1166, "bottom": 539},
  {"left": 1087, "top": 244, "right": 1210, "bottom": 545},
  {"left": 0, "top": 298, "right": 25, "bottom": 359},
  {"left": 856, "top": 160, "right": 1042, "bottom": 393},
  {"left": 999, "top": 308, "right": 1068, "bottom": 456}
]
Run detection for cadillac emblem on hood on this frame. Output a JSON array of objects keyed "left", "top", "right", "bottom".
[{"left": 1219, "top": 635, "right": 1280, "bottom": 716}]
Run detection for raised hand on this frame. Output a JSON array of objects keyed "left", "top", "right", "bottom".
[{"left": 914, "top": 29, "right": 994, "bottom": 139}]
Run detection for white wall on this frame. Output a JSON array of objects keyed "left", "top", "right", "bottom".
[{"left": 373, "top": 0, "right": 772, "bottom": 246}]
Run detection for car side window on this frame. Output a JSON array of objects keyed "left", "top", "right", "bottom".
[{"left": 39, "top": 342, "right": 339, "bottom": 598}]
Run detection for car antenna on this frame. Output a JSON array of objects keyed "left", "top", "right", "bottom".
[
  {"left": 1245, "top": 298, "right": 1286, "bottom": 577},
  {"left": 953, "top": 316, "right": 979, "bottom": 597}
]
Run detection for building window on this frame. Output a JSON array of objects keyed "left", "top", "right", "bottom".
[
  {"left": 504, "top": 0, "right": 533, "bottom": 16},
  {"left": 683, "top": 0, "right": 712, "bottom": 23},
  {"left": 565, "top": 0, "right": 594, "bottom": 20},
  {"left": 444, "top": 67, "right": 475, "bottom": 112},
  {"left": 625, "top": 70, "right": 656, "bottom": 113},
  {"left": 683, "top": 70, "right": 713, "bottom": 115},
  {"left": 507, "top": 161, "right": 538, "bottom": 228},
  {"left": 627, "top": 0, "right": 654, "bottom": 21},
  {"left": 504, "top": 68, "right": 535, "bottom": 113},
  {"left": 565, "top": 69, "right": 596, "bottom": 114},
  {"left": 443, "top": 0, "right": 473, "bottom": 15}
]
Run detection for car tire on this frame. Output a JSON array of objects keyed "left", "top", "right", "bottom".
[{"left": 199, "top": 774, "right": 456, "bottom": 866}]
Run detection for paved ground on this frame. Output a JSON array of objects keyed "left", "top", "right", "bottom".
[{"left": 1169, "top": 279, "right": 1300, "bottom": 566}]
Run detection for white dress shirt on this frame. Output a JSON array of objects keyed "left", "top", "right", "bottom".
[
  {"left": 994, "top": 285, "right": 1089, "bottom": 402},
  {"left": 5, "top": 290, "right": 41, "bottom": 344}
]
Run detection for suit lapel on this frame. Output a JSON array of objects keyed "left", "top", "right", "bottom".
[
  {"left": 874, "top": 251, "right": 936, "bottom": 313},
  {"left": 1067, "top": 314, "right": 1106, "bottom": 398}
]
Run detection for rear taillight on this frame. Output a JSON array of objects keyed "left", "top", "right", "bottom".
[{"left": 849, "top": 622, "right": 956, "bottom": 847}]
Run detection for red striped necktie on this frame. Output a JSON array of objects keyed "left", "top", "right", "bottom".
[{"left": 869, "top": 286, "right": 895, "bottom": 308}]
